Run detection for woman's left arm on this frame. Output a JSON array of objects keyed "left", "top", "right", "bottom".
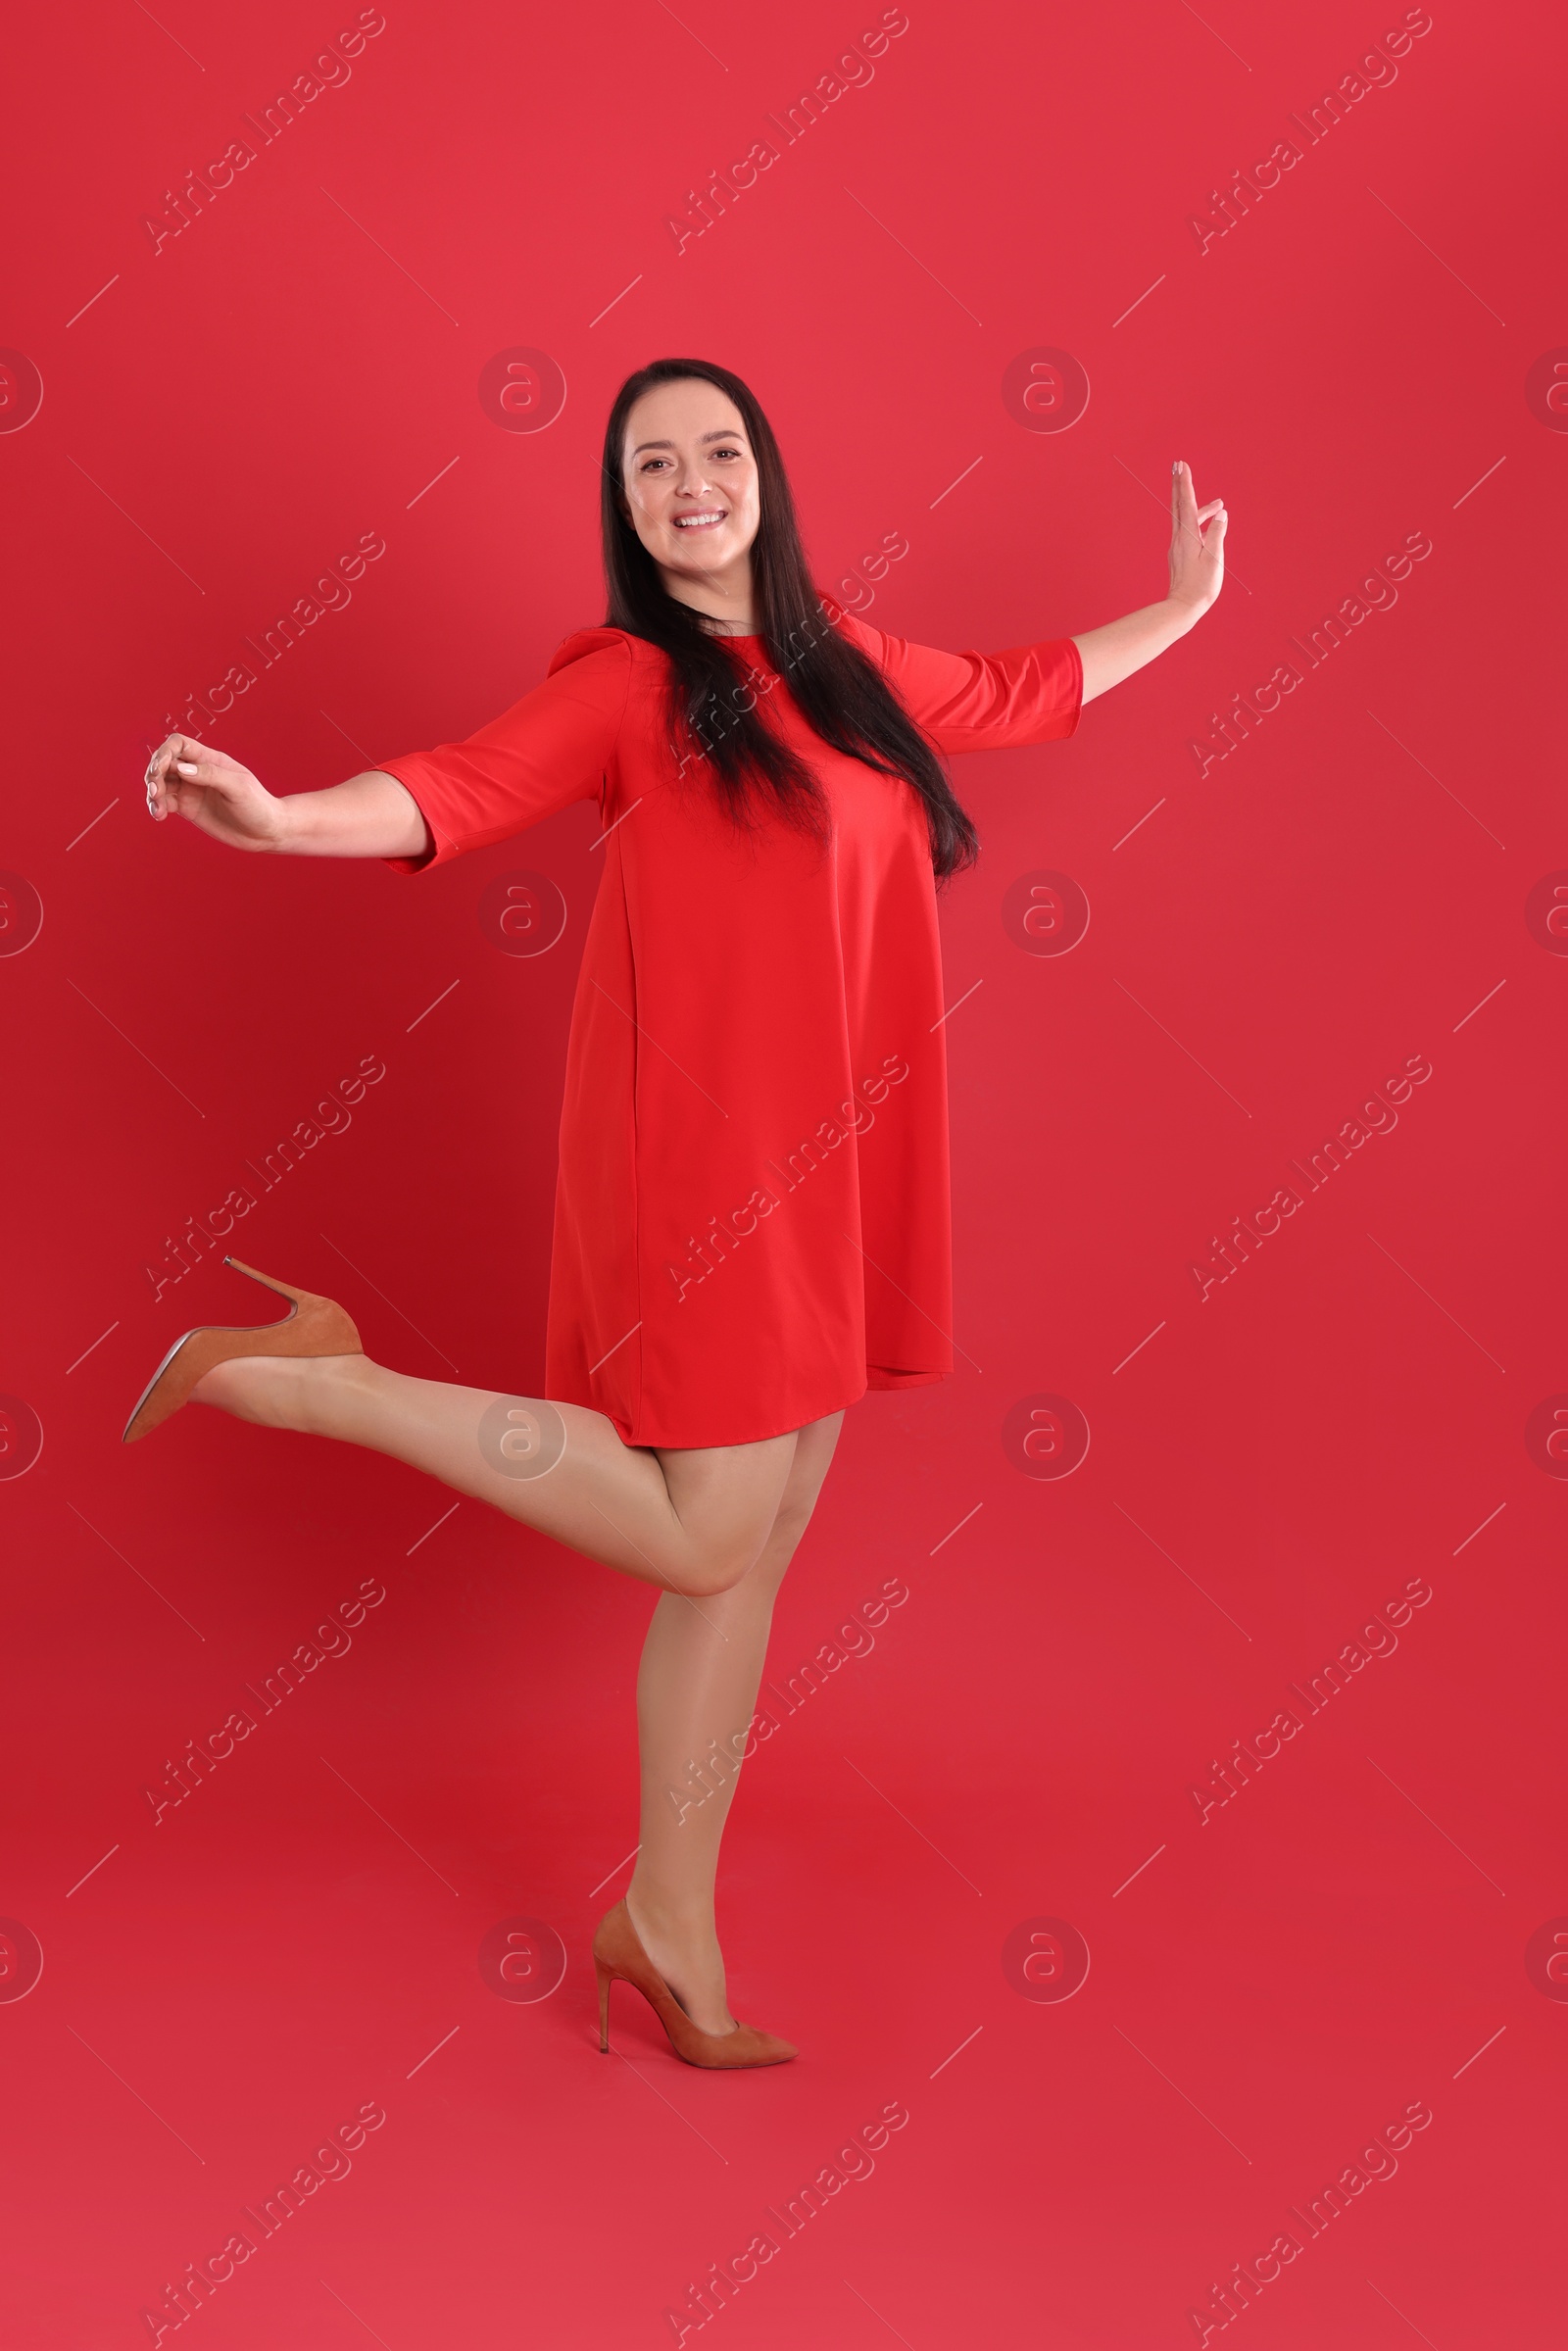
[{"left": 1071, "top": 460, "right": 1227, "bottom": 704}]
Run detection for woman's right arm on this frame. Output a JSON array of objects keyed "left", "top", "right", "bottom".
[{"left": 144, "top": 735, "right": 431, "bottom": 859}]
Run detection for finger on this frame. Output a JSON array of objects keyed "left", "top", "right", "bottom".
[
  {"left": 1174, "top": 463, "right": 1210, "bottom": 546},
  {"left": 144, "top": 732, "right": 200, "bottom": 797},
  {"left": 148, "top": 734, "right": 221, "bottom": 821},
  {"left": 144, "top": 736, "right": 179, "bottom": 819},
  {"left": 169, "top": 751, "right": 226, "bottom": 785},
  {"left": 146, "top": 731, "right": 199, "bottom": 772}
]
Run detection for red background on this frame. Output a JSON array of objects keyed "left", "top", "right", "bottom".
[{"left": 3, "top": 0, "right": 1563, "bottom": 2342}]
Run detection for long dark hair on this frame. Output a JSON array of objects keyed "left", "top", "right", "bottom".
[{"left": 599, "top": 357, "right": 978, "bottom": 881}]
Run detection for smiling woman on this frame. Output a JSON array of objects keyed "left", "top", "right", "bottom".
[
  {"left": 597, "top": 357, "right": 994, "bottom": 872},
  {"left": 129, "top": 352, "right": 1227, "bottom": 2065}
]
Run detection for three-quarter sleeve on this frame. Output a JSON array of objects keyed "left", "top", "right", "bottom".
[
  {"left": 376, "top": 633, "right": 635, "bottom": 874},
  {"left": 837, "top": 611, "right": 1083, "bottom": 755}
]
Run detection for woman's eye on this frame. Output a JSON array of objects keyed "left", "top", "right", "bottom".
[{"left": 638, "top": 446, "right": 742, "bottom": 470}]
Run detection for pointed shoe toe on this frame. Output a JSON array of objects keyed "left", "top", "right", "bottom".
[
  {"left": 720, "top": 2022, "right": 798, "bottom": 2068},
  {"left": 121, "top": 1255, "right": 363, "bottom": 1445},
  {"left": 592, "top": 1898, "right": 798, "bottom": 2070}
]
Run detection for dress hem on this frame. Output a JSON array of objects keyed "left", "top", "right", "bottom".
[{"left": 596, "top": 1364, "right": 951, "bottom": 1449}]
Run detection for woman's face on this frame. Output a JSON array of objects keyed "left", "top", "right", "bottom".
[{"left": 619, "top": 378, "right": 760, "bottom": 610}]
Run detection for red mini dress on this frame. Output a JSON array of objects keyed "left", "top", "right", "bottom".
[{"left": 376, "top": 607, "right": 1082, "bottom": 1447}]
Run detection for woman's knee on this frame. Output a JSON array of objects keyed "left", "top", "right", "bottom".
[
  {"left": 668, "top": 1504, "right": 816, "bottom": 1599},
  {"left": 754, "top": 1501, "right": 814, "bottom": 1586},
  {"left": 654, "top": 1433, "right": 802, "bottom": 1597},
  {"left": 662, "top": 1541, "right": 756, "bottom": 1600}
]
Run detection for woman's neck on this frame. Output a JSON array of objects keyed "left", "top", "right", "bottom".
[
  {"left": 659, "top": 562, "right": 756, "bottom": 636},
  {"left": 674, "top": 600, "right": 756, "bottom": 638}
]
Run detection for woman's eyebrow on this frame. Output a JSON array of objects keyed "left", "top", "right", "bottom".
[{"left": 630, "top": 429, "right": 747, "bottom": 456}]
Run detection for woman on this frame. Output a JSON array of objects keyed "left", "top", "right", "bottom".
[{"left": 128, "top": 357, "right": 1226, "bottom": 2067}]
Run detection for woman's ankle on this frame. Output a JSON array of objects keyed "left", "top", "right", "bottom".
[
  {"left": 625, "top": 1881, "right": 733, "bottom": 2031},
  {"left": 625, "top": 1878, "right": 717, "bottom": 1950}
]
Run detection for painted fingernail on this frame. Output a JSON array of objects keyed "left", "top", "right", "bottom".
[{"left": 174, "top": 760, "right": 198, "bottom": 775}]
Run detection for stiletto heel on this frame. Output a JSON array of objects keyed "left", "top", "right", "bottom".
[
  {"left": 590, "top": 1899, "right": 796, "bottom": 2069},
  {"left": 121, "top": 1255, "right": 364, "bottom": 1445}
]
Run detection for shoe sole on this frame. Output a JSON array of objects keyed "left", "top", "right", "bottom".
[
  {"left": 121, "top": 1300, "right": 302, "bottom": 1445},
  {"left": 122, "top": 1329, "right": 202, "bottom": 1445}
]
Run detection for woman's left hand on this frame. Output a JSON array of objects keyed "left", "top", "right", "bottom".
[
  {"left": 1070, "top": 462, "right": 1230, "bottom": 701},
  {"left": 1168, "top": 460, "right": 1227, "bottom": 616}
]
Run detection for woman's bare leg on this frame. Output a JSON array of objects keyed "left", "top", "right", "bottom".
[
  {"left": 190, "top": 1352, "right": 797, "bottom": 1597},
  {"left": 623, "top": 1411, "right": 844, "bottom": 2033},
  {"left": 189, "top": 1357, "right": 845, "bottom": 2032}
]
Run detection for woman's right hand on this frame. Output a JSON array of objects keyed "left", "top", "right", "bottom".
[{"left": 143, "top": 734, "right": 290, "bottom": 852}]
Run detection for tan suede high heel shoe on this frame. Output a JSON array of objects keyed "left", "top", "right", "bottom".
[
  {"left": 592, "top": 1899, "right": 797, "bottom": 2069},
  {"left": 122, "top": 1256, "right": 363, "bottom": 1445}
]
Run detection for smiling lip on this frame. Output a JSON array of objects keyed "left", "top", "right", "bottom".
[{"left": 673, "top": 510, "right": 727, "bottom": 529}]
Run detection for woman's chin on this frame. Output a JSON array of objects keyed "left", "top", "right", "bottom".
[{"left": 666, "top": 537, "right": 729, "bottom": 568}]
